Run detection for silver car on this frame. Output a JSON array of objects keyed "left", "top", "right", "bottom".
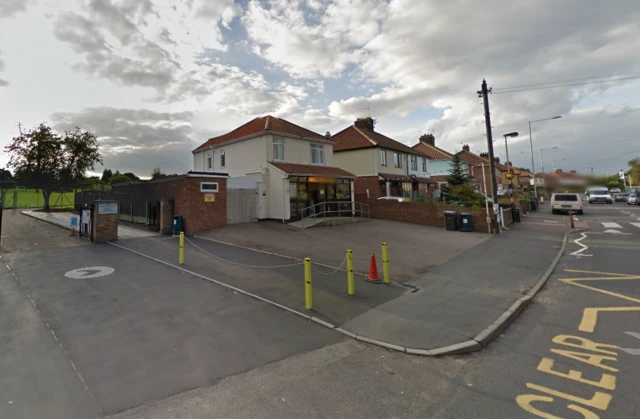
[{"left": 627, "top": 194, "right": 637, "bottom": 205}]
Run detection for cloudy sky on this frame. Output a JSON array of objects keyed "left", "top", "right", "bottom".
[{"left": 1, "top": 0, "right": 639, "bottom": 178}]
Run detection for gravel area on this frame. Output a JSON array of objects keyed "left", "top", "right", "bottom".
[{"left": 1, "top": 210, "right": 88, "bottom": 253}]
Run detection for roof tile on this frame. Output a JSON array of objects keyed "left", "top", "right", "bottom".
[
  {"left": 411, "top": 141, "right": 453, "bottom": 159},
  {"left": 332, "top": 126, "right": 423, "bottom": 155}
]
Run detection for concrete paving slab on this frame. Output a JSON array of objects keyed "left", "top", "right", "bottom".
[{"left": 2, "top": 243, "right": 342, "bottom": 416}]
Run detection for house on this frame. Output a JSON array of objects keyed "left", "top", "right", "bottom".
[
  {"left": 457, "top": 146, "right": 505, "bottom": 195},
  {"left": 331, "top": 117, "right": 432, "bottom": 200},
  {"left": 513, "top": 167, "right": 534, "bottom": 188},
  {"left": 193, "top": 116, "right": 355, "bottom": 223},
  {"left": 411, "top": 136, "right": 471, "bottom": 188}
]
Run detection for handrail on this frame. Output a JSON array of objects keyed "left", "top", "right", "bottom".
[{"left": 300, "top": 201, "right": 370, "bottom": 228}]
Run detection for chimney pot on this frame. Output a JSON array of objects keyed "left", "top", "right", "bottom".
[
  {"left": 354, "top": 117, "right": 375, "bottom": 131},
  {"left": 462, "top": 144, "right": 470, "bottom": 152},
  {"left": 325, "top": 131, "right": 331, "bottom": 137},
  {"left": 419, "top": 133, "right": 435, "bottom": 146}
]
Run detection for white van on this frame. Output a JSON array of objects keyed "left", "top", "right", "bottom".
[
  {"left": 585, "top": 187, "right": 612, "bottom": 204},
  {"left": 551, "top": 193, "right": 583, "bottom": 215}
]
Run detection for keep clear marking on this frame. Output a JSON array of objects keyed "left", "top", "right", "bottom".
[{"left": 65, "top": 266, "right": 115, "bottom": 279}]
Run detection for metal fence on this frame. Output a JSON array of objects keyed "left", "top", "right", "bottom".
[{"left": 0, "top": 188, "right": 76, "bottom": 210}]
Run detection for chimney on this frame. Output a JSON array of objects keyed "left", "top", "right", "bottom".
[
  {"left": 494, "top": 157, "right": 500, "bottom": 163},
  {"left": 419, "top": 133, "right": 435, "bottom": 146},
  {"left": 462, "top": 144, "right": 470, "bottom": 152},
  {"left": 570, "top": 170, "right": 576, "bottom": 174},
  {"left": 479, "top": 152, "right": 489, "bottom": 158},
  {"left": 505, "top": 161, "right": 512, "bottom": 166},
  {"left": 325, "top": 131, "right": 331, "bottom": 138},
  {"left": 354, "top": 117, "right": 375, "bottom": 131}
]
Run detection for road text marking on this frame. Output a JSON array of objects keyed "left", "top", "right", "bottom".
[{"left": 65, "top": 266, "right": 115, "bottom": 279}]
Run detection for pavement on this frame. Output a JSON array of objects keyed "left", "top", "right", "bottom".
[{"left": 22, "top": 210, "right": 156, "bottom": 239}]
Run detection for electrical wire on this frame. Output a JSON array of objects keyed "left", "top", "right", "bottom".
[
  {"left": 449, "top": 95, "right": 480, "bottom": 131},
  {"left": 493, "top": 73, "right": 640, "bottom": 91},
  {"left": 493, "top": 75, "right": 640, "bottom": 94}
]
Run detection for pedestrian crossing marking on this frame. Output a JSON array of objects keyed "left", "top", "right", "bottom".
[{"left": 602, "top": 222, "right": 622, "bottom": 228}]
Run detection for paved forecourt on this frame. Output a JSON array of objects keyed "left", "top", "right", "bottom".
[{"left": 1, "top": 240, "right": 341, "bottom": 416}]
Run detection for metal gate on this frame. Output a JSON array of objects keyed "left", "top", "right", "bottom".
[
  {"left": 227, "top": 189, "right": 258, "bottom": 224},
  {"left": 147, "top": 201, "right": 160, "bottom": 231}
]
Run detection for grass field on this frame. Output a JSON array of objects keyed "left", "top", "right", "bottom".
[{"left": 1, "top": 189, "right": 75, "bottom": 209}]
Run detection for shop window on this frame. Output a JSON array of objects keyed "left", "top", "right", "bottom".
[
  {"left": 273, "top": 138, "right": 285, "bottom": 161},
  {"left": 381, "top": 150, "right": 387, "bottom": 166},
  {"left": 410, "top": 156, "right": 418, "bottom": 171},
  {"left": 394, "top": 152, "right": 402, "bottom": 168},
  {"left": 206, "top": 152, "right": 213, "bottom": 171},
  {"left": 220, "top": 150, "right": 226, "bottom": 168},
  {"left": 310, "top": 144, "right": 325, "bottom": 165},
  {"left": 336, "top": 183, "right": 350, "bottom": 200}
]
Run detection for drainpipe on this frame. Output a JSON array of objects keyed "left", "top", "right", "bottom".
[
  {"left": 350, "top": 179, "right": 355, "bottom": 215},
  {"left": 386, "top": 181, "right": 391, "bottom": 197},
  {"left": 282, "top": 176, "right": 287, "bottom": 223}
]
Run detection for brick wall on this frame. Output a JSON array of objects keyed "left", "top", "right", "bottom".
[
  {"left": 363, "top": 199, "right": 492, "bottom": 232},
  {"left": 175, "top": 177, "right": 227, "bottom": 236},
  {"left": 502, "top": 208, "right": 514, "bottom": 226},
  {"left": 92, "top": 213, "right": 118, "bottom": 242},
  {"left": 354, "top": 176, "right": 385, "bottom": 200}
]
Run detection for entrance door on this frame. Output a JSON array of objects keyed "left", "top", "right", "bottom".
[{"left": 258, "top": 182, "right": 268, "bottom": 219}]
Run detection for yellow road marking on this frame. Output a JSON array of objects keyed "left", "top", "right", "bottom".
[
  {"left": 526, "top": 383, "right": 612, "bottom": 410},
  {"left": 563, "top": 269, "right": 632, "bottom": 277},
  {"left": 579, "top": 307, "right": 640, "bottom": 333}
]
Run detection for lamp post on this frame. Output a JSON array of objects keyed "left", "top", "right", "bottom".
[
  {"left": 503, "top": 132, "right": 519, "bottom": 203},
  {"left": 528, "top": 116, "right": 562, "bottom": 200}
]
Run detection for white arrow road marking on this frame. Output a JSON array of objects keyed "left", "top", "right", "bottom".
[
  {"left": 603, "top": 229, "right": 632, "bottom": 235},
  {"left": 570, "top": 233, "right": 592, "bottom": 257},
  {"left": 602, "top": 222, "right": 622, "bottom": 228},
  {"left": 631, "top": 223, "right": 640, "bottom": 229},
  {"left": 65, "top": 266, "right": 115, "bottom": 279},
  {"left": 620, "top": 332, "right": 640, "bottom": 355}
]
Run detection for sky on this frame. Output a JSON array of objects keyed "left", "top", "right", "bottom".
[{"left": 1, "top": 0, "right": 639, "bottom": 178}]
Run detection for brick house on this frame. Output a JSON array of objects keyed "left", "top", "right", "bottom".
[
  {"left": 192, "top": 116, "right": 355, "bottom": 222},
  {"left": 457, "top": 145, "right": 507, "bottom": 195},
  {"left": 331, "top": 118, "right": 433, "bottom": 200}
]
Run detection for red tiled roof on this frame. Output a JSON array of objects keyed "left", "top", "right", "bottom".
[
  {"left": 411, "top": 141, "right": 453, "bottom": 159},
  {"left": 194, "top": 116, "right": 330, "bottom": 151},
  {"left": 457, "top": 150, "right": 508, "bottom": 171},
  {"left": 268, "top": 162, "right": 355, "bottom": 178},
  {"left": 332, "top": 126, "right": 422, "bottom": 155}
]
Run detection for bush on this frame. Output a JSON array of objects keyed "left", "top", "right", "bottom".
[{"left": 449, "top": 184, "right": 485, "bottom": 208}]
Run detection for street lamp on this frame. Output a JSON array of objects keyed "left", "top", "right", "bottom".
[
  {"left": 529, "top": 116, "right": 562, "bottom": 200},
  {"left": 540, "top": 147, "right": 558, "bottom": 174},
  {"left": 503, "top": 132, "right": 519, "bottom": 203},
  {"left": 552, "top": 159, "right": 566, "bottom": 171}
]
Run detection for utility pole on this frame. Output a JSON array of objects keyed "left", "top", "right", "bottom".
[{"left": 479, "top": 79, "right": 499, "bottom": 234}]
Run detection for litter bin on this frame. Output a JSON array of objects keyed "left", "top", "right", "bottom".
[
  {"left": 460, "top": 212, "right": 473, "bottom": 232},
  {"left": 530, "top": 200, "right": 538, "bottom": 211},
  {"left": 444, "top": 211, "right": 458, "bottom": 231},
  {"left": 513, "top": 207, "right": 521, "bottom": 223},
  {"left": 173, "top": 215, "right": 184, "bottom": 234},
  {"left": 524, "top": 200, "right": 531, "bottom": 212}
]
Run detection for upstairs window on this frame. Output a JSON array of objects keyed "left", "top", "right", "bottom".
[
  {"left": 220, "top": 150, "right": 226, "bottom": 168},
  {"left": 273, "top": 138, "right": 285, "bottom": 161},
  {"left": 422, "top": 157, "right": 427, "bottom": 172},
  {"left": 410, "top": 155, "right": 418, "bottom": 171},
  {"left": 380, "top": 150, "right": 387, "bottom": 166},
  {"left": 206, "top": 152, "right": 213, "bottom": 171},
  {"left": 394, "top": 152, "right": 402, "bottom": 168},
  {"left": 310, "top": 144, "right": 325, "bottom": 165}
]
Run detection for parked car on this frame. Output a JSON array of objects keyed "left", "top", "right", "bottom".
[
  {"left": 610, "top": 188, "right": 622, "bottom": 193},
  {"left": 615, "top": 193, "right": 630, "bottom": 202},
  {"left": 585, "top": 187, "right": 612, "bottom": 204},
  {"left": 551, "top": 193, "right": 583, "bottom": 215},
  {"left": 627, "top": 194, "right": 637, "bottom": 205},
  {"left": 377, "top": 196, "right": 406, "bottom": 202}
]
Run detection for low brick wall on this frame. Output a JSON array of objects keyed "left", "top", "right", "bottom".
[
  {"left": 363, "top": 200, "right": 491, "bottom": 232},
  {"left": 502, "top": 208, "right": 514, "bottom": 226}
]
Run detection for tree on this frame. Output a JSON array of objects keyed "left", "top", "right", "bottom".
[
  {"left": 151, "top": 167, "right": 165, "bottom": 180},
  {"left": 5, "top": 123, "right": 102, "bottom": 211},
  {"left": 447, "top": 153, "right": 468, "bottom": 186},
  {"left": 122, "top": 172, "right": 140, "bottom": 181},
  {"left": 101, "top": 168, "right": 113, "bottom": 183},
  {"left": 109, "top": 174, "right": 134, "bottom": 185},
  {"left": 628, "top": 158, "right": 640, "bottom": 187}
]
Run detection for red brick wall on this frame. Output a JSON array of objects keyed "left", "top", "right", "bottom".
[
  {"left": 175, "top": 177, "right": 227, "bottom": 236},
  {"left": 354, "top": 176, "right": 385, "bottom": 200},
  {"left": 363, "top": 199, "right": 492, "bottom": 232}
]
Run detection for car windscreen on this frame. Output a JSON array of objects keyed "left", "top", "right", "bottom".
[
  {"left": 554, "top": 194, "right": 579, "bottom": 201},
  {"left": 590, "top": 189, "right": 609, "bottom": 195}
]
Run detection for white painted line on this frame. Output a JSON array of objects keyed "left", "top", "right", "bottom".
[
  {"left": 570, "top": 233, "right": 592, "bottom": 257},
  {"left": 65, "top": 266, "right": 114, "bottom": 279},
  {"left": 602, "top": 222, "right": 622, "bottom": 228},
  {"left": 543, "top": 220, "right": 558, "bottom": 223},
  {"left": 631, "top": 223, "right": 640, "bottom": 229},
  {"left": 603, "top": 229, "right": 632, "bottom": 235},
  {"left": 626, "top": 331, "right": 640, "bottom": 340}
]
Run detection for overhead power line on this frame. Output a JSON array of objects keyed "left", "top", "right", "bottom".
[
  {"left": 493, "top": 73, "right": 637, "bottom": 91},
  {"left": 493, "top": 75, "right": 640, "bottom": 94}
]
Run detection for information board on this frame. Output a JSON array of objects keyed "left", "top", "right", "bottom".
[{"left": 98, "top": 202, "right": 118, "bottom": 214}]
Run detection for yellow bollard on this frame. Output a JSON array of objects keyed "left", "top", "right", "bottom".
[
  {"left": 347, "top": 250, "right": 355, "bottom": 295},
  {"left": 304, "top": 258, "right": 312, "bottom": 310},
  {"left": 179, "top": 232, "right": 185, "bottom": 265},
  {"left": 382, "top": 242, "right": 389, "bottom": 285}
]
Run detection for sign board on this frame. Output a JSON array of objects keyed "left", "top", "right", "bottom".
[
  {"left": 619, "top": 170, "right": 625, "bottom": 180},
  {"left": 204, "top": 193, "right": 215, "bottom": 202},
  {"left": 82, "top": 210, "right": 91, "bottom": 224},
  {"left": 69, "top": 215, "right": 79, "bottom": 228},
  {"left": 98, "top": 202, "right": 118, "bottom": 214},
  {"left": 308, "top": 176, "right": 337, "bottom": 184}
]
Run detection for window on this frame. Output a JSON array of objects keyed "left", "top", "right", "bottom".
[
  {"left": 206, "top": 152, "right": 213, "bottom": 171},
  {"left": 380, "top": 150, "right": 387, "bottom": 166},
  {"left": 422, "top": 158, "right": 427, "bottom": 172},
  {"left": 410, "top": 155, "right": 418, "bottom": 171},
  {"left": 393, "top": 152, "right": 402, "bottom": 168},
  {"left": 200, "top": 182, "right": 219, "bottom": 192},
  {"left": 220, "top": 150, "right": 226, "bottom": 168},
  {"left": 310, "top": 144, "right": 325, "bottom": 165},
  {"left": 273, "top": 138, "right": 285, "bottom": 161}
]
